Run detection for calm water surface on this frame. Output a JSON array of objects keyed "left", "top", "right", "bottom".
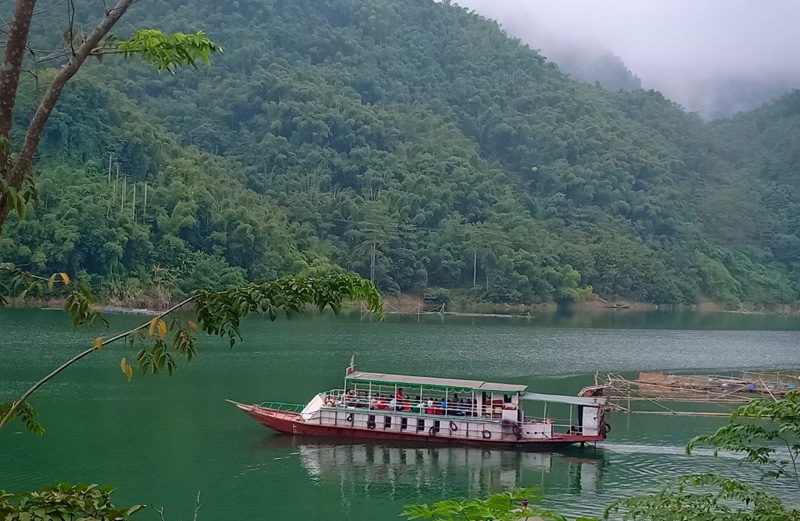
[{"left": 1, "top": 308, "right": 799, "bottom": 519}]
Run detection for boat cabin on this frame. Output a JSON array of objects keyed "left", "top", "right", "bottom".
[
  {"left": 284, "top": 365, "right": 607, "bottom": 445},
  {"left": 342, "top": 370, "right": 527, "bottom": 424}
]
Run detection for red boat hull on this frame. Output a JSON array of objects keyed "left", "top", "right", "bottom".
[{"left": 232, "top": 402, "right": 604, "bottom": 449}]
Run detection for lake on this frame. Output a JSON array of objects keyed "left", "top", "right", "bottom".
[{"left": 1, "top": 308, "right": 799, "bottom": 519}]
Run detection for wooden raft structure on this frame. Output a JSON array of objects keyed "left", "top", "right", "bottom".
[{"left": 595, "top": 370, "right": 799, "bottom": 417}]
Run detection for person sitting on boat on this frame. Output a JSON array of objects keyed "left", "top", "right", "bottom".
[
  {"left": 376, "top": 396, "right": 388, "bottom": 410},
  {"left": 389, "top": 396, "right": 398, "bottom": 411},
  {"left": 439, "top": 398, "right": 447, "bottom": 415},
  {"left": 354, "top": 391, "right": 367, "bottom": 408}
]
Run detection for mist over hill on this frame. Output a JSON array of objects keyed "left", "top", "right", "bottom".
[
  {"left": 3, "top": 0, "right": 800, "bottom": 308},
  {"left": 458, "top": 0, "right": 800, "bottom": 119}
]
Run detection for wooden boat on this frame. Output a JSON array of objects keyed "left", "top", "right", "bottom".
[{"left": 230, "top": 362, "right": 609, "bottom": 448}]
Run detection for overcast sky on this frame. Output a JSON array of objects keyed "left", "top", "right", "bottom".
[{"left": 457, "top": 0, "right": 800, "bottom": 118}]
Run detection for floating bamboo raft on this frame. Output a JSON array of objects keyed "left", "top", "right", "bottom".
[{"left": 596, "top": 370, "right": 799, "bottom": 416}]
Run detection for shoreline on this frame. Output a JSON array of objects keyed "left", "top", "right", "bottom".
[
  {"left": 8, "top": 293, "right": 800, "bottom": 319},
  {"left": 11, "top": 294, "right": 800, "bottom": 318}
]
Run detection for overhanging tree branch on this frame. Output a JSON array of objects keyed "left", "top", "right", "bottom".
[
  {"left": 0, "top": 295, "right": 196, "bottom": 433},
  {"left": 0, "top": 274, "right": 383, "bottom": 436},
  {"left": 0, "top": 0, "right": 136, "bottom": 233}
]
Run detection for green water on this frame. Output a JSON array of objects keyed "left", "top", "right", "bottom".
[{"left": 1, "top": 308, "right": 799, "bottom": 519}]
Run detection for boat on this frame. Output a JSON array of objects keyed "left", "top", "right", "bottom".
[{"left": 229, "top": 361, "right": 609, "bottom": 448}]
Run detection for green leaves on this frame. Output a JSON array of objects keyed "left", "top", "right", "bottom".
[
  {"left": 193, "top": 273, "right": 383, "bottom": 348},
  {"left": 611, "top": 391, "right": 800, "bottom": 520},
  {"left": 0, "top": 401, "right": 44, "bottom": 435},
  {"left": 0, "top": 264, "right": 66, "bottom": 305},
  {"left": 0, "top": 177, "right": 36, "bottom": 220},
  {"left": 64, "top": 284, "right": 109, "bottom": 330},
  {"left": 401, "top": 487, "right": 582, "bottom": 521},
  {"left": 605, "top": 474, "right": 800, "bottom": 521},
  {"left": 0, "top": 483, "right": 143, "bottom": 520},
  {"left": 116, "top": 29, "right": 223, "bottom": 74},
  {"left": 687, "top": 390, "right": 800, "bottom": 481}
]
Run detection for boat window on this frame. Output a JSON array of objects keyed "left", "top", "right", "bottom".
[
  {"left": 504, "top": 394, "right": 512, "bottom": 403},
  {"left": 384, "top": 415, "right": 392, "bottom": 429},
  {"left": 416, "top": 418, "right": 425, "bottom": 431},
  {"left": 433, "top": 420, "right": 440, "bottom": 433},
  {"left": 401, "top": 417, "right": 408, "bottom": 430}
]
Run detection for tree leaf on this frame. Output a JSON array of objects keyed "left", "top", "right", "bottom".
[
  {"left": 59, "top": 272, "right": 71, "bottom": 286},
  {"left": 120, "top": 357, "right": 132, "bottom": 381},
  {"left": 156, "top": 319, "right": 167, "bottom": 339},
  {"left": 93, "top": 337, "right": 103, "bottom": 351},
  {"left": 148, "top": 317, "right": 158, "bottom": 336}
]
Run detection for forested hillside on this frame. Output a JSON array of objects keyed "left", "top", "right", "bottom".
[{"left": 3, "top": 0, "right": 799, "bottom": 307}]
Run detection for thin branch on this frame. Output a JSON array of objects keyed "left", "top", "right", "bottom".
[
  {"left": 0, "top": 264, "right": 63, "bottom": 283},
  {"left": 32, "top": 48, "right": 70, "bottom": 64},
  {"left": 150, "top": 506, "right": 166, "bottom": 521},
  {"left": 193, "top": 492, "right": 203, "bottom": 521},
  {"left": 33, "top": 0, "right": 66, "bottom": 16},
  {"left": 0, "top": 295, "right": 196, "bottom": 434}
]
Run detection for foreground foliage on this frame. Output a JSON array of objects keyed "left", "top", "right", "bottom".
[
  {"left": 0, "top": 273, "right": 382, "bottom": 434},
  {"left": 402, "top": 487, "right": 595, "bottom": 521},
  {"left": 0, "top": 483, "right": 143, "bottom": 521},
  {"left": 608, "top": 390, "right": 800, "bottom": 520},
  {"left": 688, "top": 389, "right": 800, "bottom": 485},
  {"left": 606, "top": 474, "right": 800, "bottom": 521}
]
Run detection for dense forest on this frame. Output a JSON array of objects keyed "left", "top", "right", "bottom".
[{"left": 3, "top": 0, "right": 800, "bottom": 308}]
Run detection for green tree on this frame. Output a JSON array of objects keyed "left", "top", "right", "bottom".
[
  {"left": 0, "top": 0, "right": 221, "bottom": 233},
  {"left": 607, "top": 390, "right": 800, "bottom": 520}
]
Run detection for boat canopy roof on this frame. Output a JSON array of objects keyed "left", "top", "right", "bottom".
[{"left": 345, "top": 371, "right": 528, "bottom": 393}]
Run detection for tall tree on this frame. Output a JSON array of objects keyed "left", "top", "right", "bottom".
[{"left": 0, "top": 0, "right": 221, "bottom": 233}]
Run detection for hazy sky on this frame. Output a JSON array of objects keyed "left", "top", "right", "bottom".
[{"left": 457, "top": 0, "right": 800, "bottom": 118}]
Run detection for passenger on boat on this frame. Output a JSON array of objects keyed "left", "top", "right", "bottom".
[
  {"left": 354, "top": 391, "right": 367, "bottom": 408},
  {"left": 376, "top": 396, "right": 388, "bottom": 410}
]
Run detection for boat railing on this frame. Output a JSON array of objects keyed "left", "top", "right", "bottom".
[
  {"left": 317, "top": 389, "right": 553, "bottom": 422},
  {"left": 258, "top": 401, "right": 305, "bottom": 413}
]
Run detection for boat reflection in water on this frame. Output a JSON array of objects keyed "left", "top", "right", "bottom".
[{"left": 257, "top": 436, "right": 605, "bottom": 500}]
